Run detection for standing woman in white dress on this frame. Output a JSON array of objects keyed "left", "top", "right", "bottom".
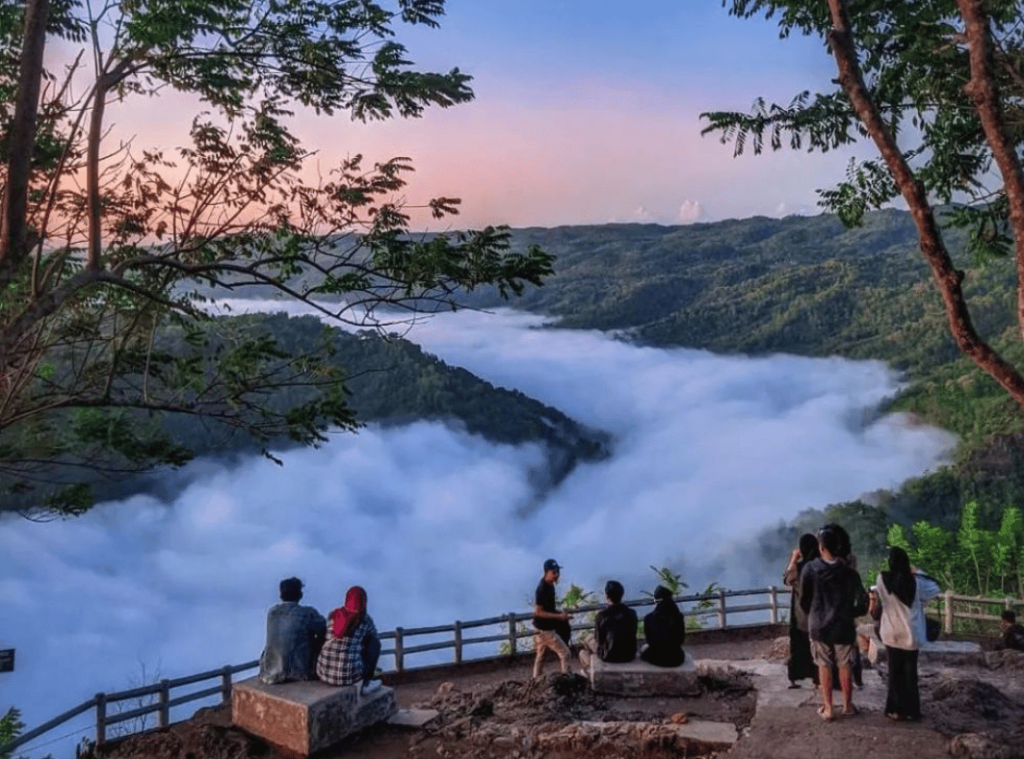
[{"left": 873, "top": 546, "right": 942, "bottom": 721}]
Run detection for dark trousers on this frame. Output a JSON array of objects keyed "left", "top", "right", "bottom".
[
  {"left": 885, "top": 646, "right": 920, "bottom": 719},
  {"left": 787, "top": 627, "right": 818, "bottom": 684},
  {"left": 361, "top": 636, "right": 381, "bottom": 685}
]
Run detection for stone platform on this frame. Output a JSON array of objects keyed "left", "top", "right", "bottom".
[
  {"left": 589, "top": 654, "right": 700, "bottom": 696},
  {"left": 232, "top": 677, "right": 397, "bottom": 756}
]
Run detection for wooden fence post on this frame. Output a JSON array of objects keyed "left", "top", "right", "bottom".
[
  {"left": 454, "top": 621, "right": 463, "bottom": 665},
  {"left": 394, "top": 627, "right": 405, "bottom": 673},
  {"left": 717, "top": 589, "right": 727, "bottom": 630},
  {"left": 768, "top": 586, "right": 779, "bottom": 625},
  {"left": 95, "top": 693, "right": 107, "bottom": 748},
  {"left": 944, "top": 590, "right": 954, "bottom": 635},
  {"left": 507, "top": 613, "right": 517, "bottom": 656},
  {"left": 158, "top": 680, "right": 170, "bottom": 728},
  {"left": 220, "top": 666, "right": 232, "bottom": 704}
]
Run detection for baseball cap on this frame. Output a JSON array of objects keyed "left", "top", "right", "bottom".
[{"left": 543, "top": 558, "right": 562, "bottom": 572}]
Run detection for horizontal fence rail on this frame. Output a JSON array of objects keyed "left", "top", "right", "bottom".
[{"left": 5, "top": 586, "right": 1021, "bottom": 758}]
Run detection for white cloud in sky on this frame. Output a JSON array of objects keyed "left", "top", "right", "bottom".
[
  {"left": 678, "top": 200, "right": 710, "bottom": 223},
  {"left": 0, "top": 308, "right": 955, "bottom": 754},
  {"left": 772, "top": 201, "right": 819, "bottom": 218}
]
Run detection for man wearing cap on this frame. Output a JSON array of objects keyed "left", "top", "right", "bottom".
[{"left": 533, "top": 558, "right": 573, "bottom": 678}]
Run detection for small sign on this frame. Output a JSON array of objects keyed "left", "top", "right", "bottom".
[{"left": 0, "top": 649, "right": 14, "bottom": 672}]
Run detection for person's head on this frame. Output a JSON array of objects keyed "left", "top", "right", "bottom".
[
  {"left": 822, "top": 522, "right": 852, "bottom": 558},
  {"left": 605, "top": 580, "right": 624, "bottom": 604},
  {"left": 798, "top": 533, "right": 820, "bottom": 562},
  {"left": 344, "top": 586, "right": 367, "bottom": 613},
  {"left": 653, "top": 585, "right": 673, "bottom": 602},
  {"left": 1002, "top": 609, "right": 1017, "bottom": 629},
  {"left": 279, "top": 577, "right": 304, "bottom": 602},
  {"left": 817, "top": 526, "right": 841, "bottom": 559},
  {"left": 542, "top": 558, "right": 561, "bottom": 583},
  {"left": 888, "top": 546, "right": 912, "bottom": 575}
]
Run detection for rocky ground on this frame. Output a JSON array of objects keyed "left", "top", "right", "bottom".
[{"left": 84, "top": 638, "right": 1024, "bottom": 759}]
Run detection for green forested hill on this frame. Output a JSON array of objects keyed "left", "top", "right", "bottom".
[{"left": 457, "top": 210, "right": 1022, "bottom": 448}]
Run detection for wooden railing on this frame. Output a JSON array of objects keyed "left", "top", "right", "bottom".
[
  {"left": 933, "top": 590, "right": 1024, "bottom": 634},
  {"left": 379, "top": 586, "right": 790, "bottom": 672},
  {"left": 10, "top": 584, "right": 1019, "bottom": 757},
  {"left": 0, "top": 661, "right": 259, "bottom": 757}
]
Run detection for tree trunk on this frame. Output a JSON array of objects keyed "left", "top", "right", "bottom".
[
  {"left": 0, "top": 0, "right": 49, "bottom": 279},
  {"left": 825, "top": 0, "right": 1024, "bottom": 411}
]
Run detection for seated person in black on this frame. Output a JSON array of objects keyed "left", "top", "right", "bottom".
[
  {"left": 641, "top": 585, "right": 686, "bottom": 667},
  {"left": 997, "top": 610, "right": 1024, "bottom": 651},
  {"left": 580, "top": 580, "right": 638, "bottom": 669}
]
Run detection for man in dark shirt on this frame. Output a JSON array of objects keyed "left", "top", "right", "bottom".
[
  {"left": 998, "top": 610, "right": 1024, "bottom": 651},
  {"left": 580, "top": 580, "right": 638, "bottom": 670},
  {"left": 800, "top": 527, "right": 868, "bottom": 721},
  {"left": 259, "top": 577, "right": 327, "bottom": 684},
  {"left": 532, "top": 558, "right": 573, "bottom": 677}
]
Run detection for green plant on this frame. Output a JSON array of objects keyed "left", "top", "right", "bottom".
[{"left": 0, "top": 707, "right": 24, "bottom": 759}]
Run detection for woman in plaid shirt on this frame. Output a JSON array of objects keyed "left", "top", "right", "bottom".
[{"left": 316, "top": 586, "right": 383, "bottom": 694}]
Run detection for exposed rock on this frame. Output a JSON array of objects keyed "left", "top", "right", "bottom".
[
  {"left": 765, "top": 636, "right": 790, "bottom": 662},
  {"left": 984, "top": 649, "right": 1024, "bottom": 671},
  {"left": 948, "top": 732, "right": 1018, "bottom": 759}
]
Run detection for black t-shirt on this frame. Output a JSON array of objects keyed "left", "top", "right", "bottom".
[
  {"left": 533, "top": 579, "right": 557, "bottom": 630},
  {"left": 596, "top": 603, "right": 638, "bottom": 663},
  {"left": 1004, "top": 623, "right": 1024, "bottom": 651}
]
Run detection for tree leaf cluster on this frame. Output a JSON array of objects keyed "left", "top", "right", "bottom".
[{"left": 0, "top": 0, "right": 554, "bottom": 515}]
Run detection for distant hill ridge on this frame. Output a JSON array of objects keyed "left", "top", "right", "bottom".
[{"left": 451, "top": 209, "right": 1020, "bottom": 449}]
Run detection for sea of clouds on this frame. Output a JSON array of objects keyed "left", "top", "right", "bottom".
[{"left": 0, "top": 307, "right": 955, "bottom": 756}]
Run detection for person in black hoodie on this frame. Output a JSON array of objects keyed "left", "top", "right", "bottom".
[
  {"left": 580, "top": 580, "right": 638, "bottom": 669},
  {"left": 800, "top": 526, "right": 868, "bottom": 721},
  {"left": 641, "top": 585, "right": 687, "bottom": 667}
]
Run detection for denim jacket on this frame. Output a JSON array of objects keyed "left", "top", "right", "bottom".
[{"left": 258, "top": 602, "right": 327, "bottom": 684}]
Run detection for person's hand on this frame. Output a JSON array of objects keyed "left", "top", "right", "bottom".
[
  {"left": 790, "top": 548, "right": 802, "bottom": 563},
  {"left": 562, "top": 612, "right": 572, "bottom": 621}
]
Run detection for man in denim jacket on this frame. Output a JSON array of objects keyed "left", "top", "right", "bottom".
[{"left": 259, "top": 577, "right": 327, "bottom": 684}]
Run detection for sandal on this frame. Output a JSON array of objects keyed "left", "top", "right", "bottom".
[
  {"left": 842, "top": 704, "right": 859, "bottom": 716},
  {"left": 817, "top": 706, "right": 835, "bottom": 722}
]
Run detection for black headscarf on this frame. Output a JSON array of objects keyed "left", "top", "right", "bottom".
[
  {"left": 652, "top": 585, "right": 685, "bottom": 620},
  {"left": 881, "top": 546, "right": 916, "bottom": 607},
  {"left": 798, "top": 533, "right": 820, "bottom": 564}
]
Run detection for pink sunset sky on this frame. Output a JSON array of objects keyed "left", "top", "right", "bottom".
[{"left": 102, "top": 1, "right": 877, "bottom": 229}]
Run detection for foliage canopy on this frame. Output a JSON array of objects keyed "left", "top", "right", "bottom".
[
  {"left": 703, "top": 0, "right": 1024, "bottom": 415},
  {"left": 0, "top": 0, "right": 553, "bottom": 516}
]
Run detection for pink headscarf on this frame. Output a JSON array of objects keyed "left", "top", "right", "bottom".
[{"left": 330, "top": 586, "right": 367, "bottom": 638}]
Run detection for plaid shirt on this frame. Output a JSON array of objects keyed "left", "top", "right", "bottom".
[{"left": 316, "top": 614, "right": 378, "bottom": 686}]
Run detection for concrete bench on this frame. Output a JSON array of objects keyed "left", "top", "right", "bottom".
[
  {"left": 232, "top": 677, "right": 397, "bottom": 756},
  {"left": 589, "top": 654, "right": 700, "bottom": 697}
]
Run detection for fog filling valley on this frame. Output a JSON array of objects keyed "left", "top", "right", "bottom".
[{"left": 0, "top": 308, "right": 956, "bottom": 751}]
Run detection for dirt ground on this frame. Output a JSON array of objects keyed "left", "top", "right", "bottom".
[{"left": 87, "top": 636, "right": 1024, "bottom": 759}]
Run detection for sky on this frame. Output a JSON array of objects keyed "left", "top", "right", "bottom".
[
  {"left": 0, "top": 308, "right": 956, "bottom": 757},
  {"left": 108, "top": 0, "right": 875, "bottom": 228}
]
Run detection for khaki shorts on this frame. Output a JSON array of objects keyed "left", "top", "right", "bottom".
[{"left": 810, "top": 640, "right": 856, "bottom": 669}]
